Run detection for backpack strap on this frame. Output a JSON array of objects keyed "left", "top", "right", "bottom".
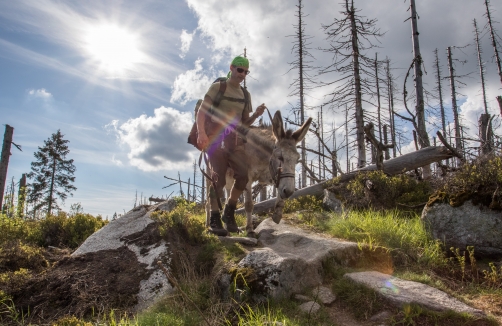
[{"left": 212, "top": 79, "right": 227, "bottom": 107}]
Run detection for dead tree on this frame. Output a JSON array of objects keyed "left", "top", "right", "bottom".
[
  {"left": 408, "top": 0, "right": 430, "bottom": 150},
  {"left": 0, "top": 125, "right": 14, "bottom": 211},
  {"left": 385, "top": 59, "right": 397, "bottom": 158},
  {"left": 474, "top": 19, "right": 493, "bottom": 154},
  {"left": 320, "top": 0, "right": 384, "bottom": 168},
  {"left": 287, "top": 0, "right": 317, "bottom": 188},
  {"left": 447, "top": 47, "right": 463, "bottom": 164},
  {"left": 364, "top": 123, "right": 394, "bottom": 171},
  {"left": 485, "top": 0, "right": 502, "bottom": 86}
]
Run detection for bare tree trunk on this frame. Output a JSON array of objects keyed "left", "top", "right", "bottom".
[
  {"left": 410, "top": 0, "right": 431, "bottom": 178},
  {"left": 317, "top": 112, "right": 322, "bottom": 180},
  {"left": 347, "top": 0, "right": 366, "bottom": 168},
  {"left": 485, "top": 0, "right": 502, "bottom": 87},
  {"left": 0, "top": 125, "right": 14, "bottom": 212},
  {"left": 474, "top": 19, "right": 489, "bottom": 115},
  {"left": 17, "top": 174, "right": 26, "bottom": 218},
  {"left": 479, "top": 114, "right": 492, "bottom": 155},
  {"left": 498, "top": 96, "right": 502, "bottom": 116},
  {"left": 383, "top": 125, "right": 390, "bottom": 160},
  {"left": 345, "top": 105, "right": 350, "bottom": 172},
  {"left": 447, "top": 46, "right": 463, "bottom": 165},
  {"left": 386, "top": 59, "right": 397, "bottom": 158},
  {"left": 375, "top": 53, "right": 382, "bottom": 142},
  {"left": 434, "top": 49, "right": 449, "bottom": 167},
  {"left": 410, "top": 0, "right": 429, "bottom": 148}
]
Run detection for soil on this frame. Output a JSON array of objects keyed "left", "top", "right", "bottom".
[{"left": 7, "top": 247, "right": 149, "bottom": 325}]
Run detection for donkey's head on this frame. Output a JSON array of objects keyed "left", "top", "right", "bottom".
[{"left": 269, "top": 110, "right": 312, "bottom": 199}]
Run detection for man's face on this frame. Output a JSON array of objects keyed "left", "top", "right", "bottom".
[{"left": 230, "top": 65, "right": 249, "bottom": 83}]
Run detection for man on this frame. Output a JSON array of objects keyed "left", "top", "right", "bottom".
[{"left": 196, "top": 56, "right": 266, "bottom": 236}]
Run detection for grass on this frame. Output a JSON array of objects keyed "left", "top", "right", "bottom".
[{"left": 2, "top": 198, "right": 502, "bottom": 325}]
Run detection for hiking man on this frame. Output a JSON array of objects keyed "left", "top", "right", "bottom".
[{"left": 196, "top": 56, "right": 266, "bottom": 236}]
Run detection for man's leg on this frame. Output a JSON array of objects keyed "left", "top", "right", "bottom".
[
  {"left": 222, "top": 146, "right": 249, "bottom": 233},
  {"left": 207, "top": 146, "right": 228, "bottom": 236}
]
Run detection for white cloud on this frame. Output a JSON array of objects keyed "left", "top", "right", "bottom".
[
  {"left": 28, "top": 88, "right": 53, "bottom": 100},
  {"left": 111, "top": 106, "right": 196, "bottom": 171},
  {"left": 179, "top": 29, "right": 195, "bottom": 59},
  {"left": 170, "top": 58, "right": 213, "bottom": 105},
  {"left": 111, "top": 154, "right": 123, "bottom": 166}
]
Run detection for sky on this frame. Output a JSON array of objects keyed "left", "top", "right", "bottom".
[{"left": 1, "top": 0, "right": 501, "bottom": 219}]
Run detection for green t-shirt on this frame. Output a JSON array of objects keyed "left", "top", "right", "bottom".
[{"left": 205, "top": 81, "right": 252, "bottom": 127}]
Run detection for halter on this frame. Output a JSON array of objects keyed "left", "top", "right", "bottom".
[{"left": 268, "top": 146, "right": 295, "bottom": 193}]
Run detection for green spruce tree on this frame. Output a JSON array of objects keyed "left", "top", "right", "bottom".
[{"left": 27, "top": 130, "right": 76, "bottom": 218}]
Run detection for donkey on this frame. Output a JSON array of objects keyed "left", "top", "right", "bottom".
[{"left": 206, "top": 110, "right": 312, "bottom": 236}]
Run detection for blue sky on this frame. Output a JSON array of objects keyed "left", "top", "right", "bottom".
[{"left": 1, "top": 0, "right": 501, "bottom": 218}]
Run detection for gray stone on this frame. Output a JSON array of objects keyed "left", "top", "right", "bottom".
[
  {"left": 72, "top": 204, "right": 177, "bottom": 311},
  {"left": 293, "top": 294, "right": 311, "bottom": 302},
  {"left": 421, "top": 201, "right": 502, "bottom": 257},
  {"left": 345, "top": 271, "right": 484, "bottom": 316},
  {"left": 369, "top": 310, "right": 392, "bottom": 322},
  {"left": 237, "top": 218, "right": 362, "bottom": 299},
  {"left": 298, "top": 301, "right": 321, "bottom": 314},
  {"left": 323, "top": 189, "right": 344, "bottom": 214},
  {"left": 218, "top": 236, "right": 258, "bottom": 246},
  {"left": 312, "top": 285, "right": 336, "bottom": 305}
]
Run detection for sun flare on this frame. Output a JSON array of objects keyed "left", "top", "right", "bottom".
[{"left": 85, "top": 24, "right": 142, "bottom": 72}]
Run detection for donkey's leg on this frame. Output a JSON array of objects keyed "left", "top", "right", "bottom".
[
  {"left": 272, "top": 197, "right": 285, "bottom": 224},
  {"left": 244, "top": 181, "right": 255, "bottom": 236}
]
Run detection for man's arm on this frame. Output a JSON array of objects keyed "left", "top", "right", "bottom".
[
  {"left": 196, "top": 95, "right": 213, "bottom": 150},
  {"left": 243, "top": 103, "right": 267, "bottom": 126}
]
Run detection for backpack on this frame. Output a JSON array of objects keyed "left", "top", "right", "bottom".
[{"left": 187, "top": 77, "right": 249, "bottom": 151}]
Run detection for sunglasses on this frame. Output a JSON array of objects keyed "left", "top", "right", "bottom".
[{"left": 236, "top": 67, "right": 250, "bottom": 75}]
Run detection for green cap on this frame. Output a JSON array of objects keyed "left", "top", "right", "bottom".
[{"left": 231, "top": 56, "right": 249, "bottom": 68}]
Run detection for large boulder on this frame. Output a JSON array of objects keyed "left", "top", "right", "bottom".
[
  {"left": 72, "top": 203, "right": 174, "bottom": 311},
  {"left": 421, "top": 200, "right": 502, "bottom": 257},
  {"left": 235, "top": 218, "right": 365, "bottom": 300}
]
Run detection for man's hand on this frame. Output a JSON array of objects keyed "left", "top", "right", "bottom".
[
  {"left": 197, "top": 132, "right": 209, "bottom": 150},
  {"left": 255, "top": 103, "right": 266, "bottom": 117}
]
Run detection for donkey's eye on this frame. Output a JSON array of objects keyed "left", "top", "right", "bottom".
[{"left": 279, "top": 156, "right": 284, "bottom": 162}]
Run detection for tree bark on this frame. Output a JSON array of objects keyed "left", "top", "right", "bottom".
[
  {"left": 0, "top": 125, "right": 13, "bottom": 211},
  {"left": 447, "top": 47, "right": 462, "bottom": 165},
  {"left": 238, "top": 146, "right": 454, "bottom": 215}
]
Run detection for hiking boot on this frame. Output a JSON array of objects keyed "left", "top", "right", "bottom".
[
  {"left": 209, "top": 211, "right": 228, "bottom": 236},
  {"left": 222, "top": 203, "right": 239, "bottom": 233}
]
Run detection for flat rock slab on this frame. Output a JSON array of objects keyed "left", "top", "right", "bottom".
[
  {"left": 236, "top": 219, "right": 364, "bottom": 299},
  {"left": 218, "top": 236, "right": 258, "bottom": 246},
  {"left": 345, "top": 271, "right": 484, "bottom": 316}
]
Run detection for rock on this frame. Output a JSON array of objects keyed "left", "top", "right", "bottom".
[
  {"left": 312, "top": 286, "right": 336, "bottom": 305},
  {"left": 369, "top": 310, "right": 392, "bottom": 322},
  {"left": 236, "top": 218, "right": 363, "bottom": 300},
  {"left": 421, "top": 200, "right": 502, "bottom": 257},
  {"left": 323, "top": 189, "right": 344, "bottom": 214},
  {"left": 218, "top": 236, "right": 258, "bottom": 246},
  {"left": 298, "top": 301, "right": 321, "bottom": 314},
  {"left": 71, "top": 201, "right": 181, "bottom": 311},
  {"left": 293, "top": 294, "right": 311, "bottom": 302},
  {"left": 344, "top": 271, "right": 485, "bottom": 316}
]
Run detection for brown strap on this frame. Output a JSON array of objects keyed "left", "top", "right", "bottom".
[{"left": 198, "top": 151, "right": 222, "bottom": 211}]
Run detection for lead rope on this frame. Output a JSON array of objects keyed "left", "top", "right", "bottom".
[{"left": 198, "top": 151, "right": 223, "bottom": 211}]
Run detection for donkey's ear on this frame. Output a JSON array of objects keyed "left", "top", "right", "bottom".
[
  {"left": 292, "top": 117, "right": 312, "bottom": 144},
  {"left": 272, "top": 110, "right": 285, "bottom": 141}
]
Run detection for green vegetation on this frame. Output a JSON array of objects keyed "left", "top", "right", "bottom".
[{"left": 2, "top": 155, "right": 502, "bottom": 325}]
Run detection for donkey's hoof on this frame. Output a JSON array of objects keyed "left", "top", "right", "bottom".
[{"left": 272, "top": 213, "right": 282, "bottom": 224}]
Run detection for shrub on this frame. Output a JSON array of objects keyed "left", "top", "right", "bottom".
[
  {"left": 431, "top": 154, "right": 502, "bottom": 208},
  {"left": 0, "top": 241, "right": 48, "bottom": 273},
  {"left": 345, "top": 170, "right": 432, "bottom": 210},
  {"left": 283, "top": 195, "right": 324, "bottom": 213}
]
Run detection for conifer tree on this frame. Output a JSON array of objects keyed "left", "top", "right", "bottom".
[{"left": 27, "top": 130, "right": 76, "bottom": 218}]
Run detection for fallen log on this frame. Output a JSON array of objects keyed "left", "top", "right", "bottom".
[{"left": 237, "top": 146, "right": 454, "bottom": 215}]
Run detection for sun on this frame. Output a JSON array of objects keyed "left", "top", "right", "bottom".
[{"left": 85, "top": 24, "right": 142, "bottom": 72}]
